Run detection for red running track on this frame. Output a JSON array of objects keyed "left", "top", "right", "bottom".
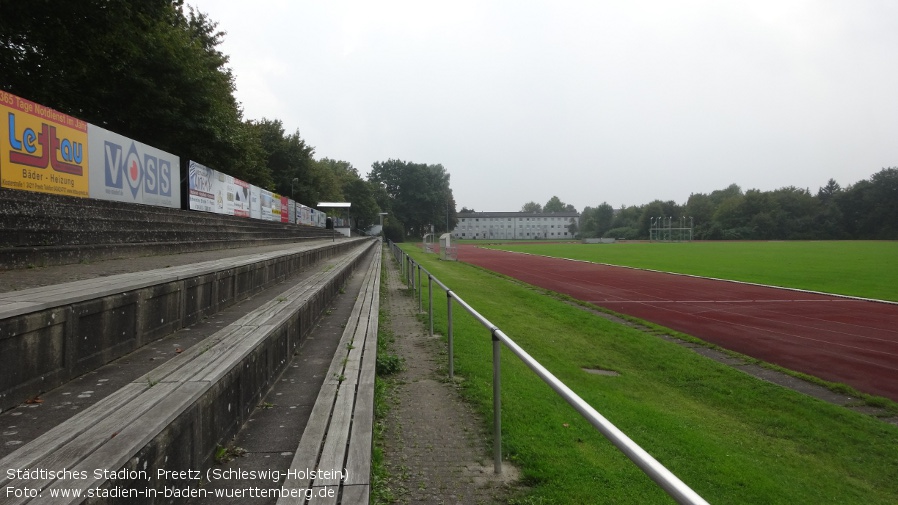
[{"left": 459, "top": 245, "right": 898, "bottom": 402}]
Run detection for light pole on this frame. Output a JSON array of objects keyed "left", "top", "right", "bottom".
[{"left": 290, "top": 178, "right": 298, "bottom": 201}]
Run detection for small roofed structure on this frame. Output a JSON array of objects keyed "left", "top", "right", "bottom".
[{"left": 317, "top": 202, "right": 351, "bottom": 239}]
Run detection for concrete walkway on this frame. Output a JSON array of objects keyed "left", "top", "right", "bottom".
[{"left": 378, "top": 250, "right": 520, "bottom": 504}]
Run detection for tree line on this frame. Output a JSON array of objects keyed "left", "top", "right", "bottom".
[
  {"left": 578, "top": 168, "right": 898, "bottom": 240},
  {"left": 0, "top": 0, "right": 452, "bottom": 240}
]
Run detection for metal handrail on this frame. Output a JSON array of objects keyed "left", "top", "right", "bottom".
[{"left": 387, "top": 241, "right": 710, "bottom": 505}]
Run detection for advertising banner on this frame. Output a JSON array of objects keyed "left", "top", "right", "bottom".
[
  {"left": 310, "top": 208, "right": 324, "bottom": 228},
  {"left": 271, "top": 194, "right": 282, "bottom": 221},
  {"left": 288, "top": 200, "right": 296, "bottom": 225},
  {"left": 302, "top": 205, "right": 311, "bottom": 226},
  {"left": 187, "top": 161, "right": 250, "bottom": 217},
  {"left": 249, "top": 185, "right": 261, "bottom": 220},
  {"left": 227, "top": 178, "right": 250, "bottom": 217},
  {"left": 88, "top": 124, "right": 180, "bottom": 208},
  {"left": 187, "top": 160, "right": 217, "bottom": 213},
  {"left": 280, "top": 196, "right": 289, "bottom": 223},
  {"left": 1, "top": 90, "right": 89, "bottom": 197},
  {"left": 259, "top": 189, "right": 276, "bottom": 221}
]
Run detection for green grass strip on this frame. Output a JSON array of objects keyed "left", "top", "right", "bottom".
[
  {"left": 484, "top": 241, "right": 898, "bottom": 302},
  {"left": 398, "top": 244, "right": 898, "bottom": 505}
]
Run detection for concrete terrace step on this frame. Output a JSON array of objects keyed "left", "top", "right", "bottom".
[
  {"left": 0, "top": 214, "right": 327, "bottom": 234},
  {"left": 0, "top": 188, "right": 322, "bottom": 231},
  {"left": 0, "top": 238, "right": 368, "bottom": 412},
  {"left": 0, "top": 188, "right": 336, "bottom": 268},
  {"left": 0, "top": 239, "right": 379, "bottom": 504},
  {"left": 0, "top": 227, "right": 331, "bottom": 248},
  {"left": 0, "top": 236, "right": 338, "bottom": 271}
]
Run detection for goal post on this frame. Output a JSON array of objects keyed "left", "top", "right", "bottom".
[{"left": 649, "top": 217, "right": 694, "bottom": 242}]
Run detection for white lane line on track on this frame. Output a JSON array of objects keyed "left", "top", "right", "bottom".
[{"left": 590, "top": 299, "right": 858, "bottom": 304}]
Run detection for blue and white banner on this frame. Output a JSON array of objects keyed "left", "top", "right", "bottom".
[{"left": 87, "top": 124, "right": 180, "bottom": 208}]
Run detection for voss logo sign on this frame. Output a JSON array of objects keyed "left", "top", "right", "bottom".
[
  {"left": 0, "top": 90, "right": 89, "bottom": 197},
  {"left": 103, "top": 141, "right": 172, "bottom": 198},
  {"left": 88, "top": 124, "right": 180, "bottom": 208}
]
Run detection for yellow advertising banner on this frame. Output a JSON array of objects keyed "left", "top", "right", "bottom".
[{"left": 0, "top": 90, "right": 89, "bottom": 197}]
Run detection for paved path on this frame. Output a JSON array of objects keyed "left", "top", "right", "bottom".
[{"left": 379, "top": 250, "right": 520, "bottom": 504}]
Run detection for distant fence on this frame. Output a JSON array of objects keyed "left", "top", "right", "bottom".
[{"left": 387, "top": 241, "right": 710, "bottom": 505}]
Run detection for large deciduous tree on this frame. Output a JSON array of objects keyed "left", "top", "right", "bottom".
[
  {"left": 249, "top": 118, "right": 317, "bottom": 199},
  {"left": 521, "top": 201, "right": 542, "bottom": 213},
  {"left": 368, "top": 159, "right": 456, "bottom": 238},
  {"left": 543, "top": 196, "right": 566, "bottom": 213}
]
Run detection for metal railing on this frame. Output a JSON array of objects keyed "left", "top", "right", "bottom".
[{"left": 387, "top": 241, "right": 710, "bottom": 505}]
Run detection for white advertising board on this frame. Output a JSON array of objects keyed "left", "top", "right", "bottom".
[
  {"left": 250, "top": 185, "right": 261, "bottom": 220},
  {"left": 88, "top": 124, "right": 180, "bottom": 208},
  {"left": 187, "top": 160, "right": 216, "bottom": 213},
  {"left": 259, "top": 189, "right": 277, "bottom": 221},
  {"left": 187, "top": 160, "right": 249, "bottom": 217}
]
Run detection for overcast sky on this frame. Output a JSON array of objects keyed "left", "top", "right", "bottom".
[{"left": 190, "top": 0, "right": 898, "bottom": 212}]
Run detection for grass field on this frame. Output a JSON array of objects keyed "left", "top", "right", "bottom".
[
  {"left": 394, "top": 243, "right": 898, "bottom": 505},
  {"left": 481, "top": 241, "right": 898, "bottom": 302}
]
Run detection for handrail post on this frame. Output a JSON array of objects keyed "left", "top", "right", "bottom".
[
  {"left": 418, "top": 265, "right": 423, "bottom": 312},
  {"left": 447, "top": 292, "right": 454, "bottom": 379},
  {"left": 492, "top": 329, "right": 502, "bottom": 475},
  {"left": 428, "top": 275, "right": 433, "bottom": 337}
]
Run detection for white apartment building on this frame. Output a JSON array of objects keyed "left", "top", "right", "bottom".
[{"left": 452, "top": 211, "right": 580, "bottom": 240}]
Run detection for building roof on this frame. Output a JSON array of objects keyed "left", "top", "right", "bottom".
[{"left": 457, "top": 211, "right": 579, "bottom": 219}]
